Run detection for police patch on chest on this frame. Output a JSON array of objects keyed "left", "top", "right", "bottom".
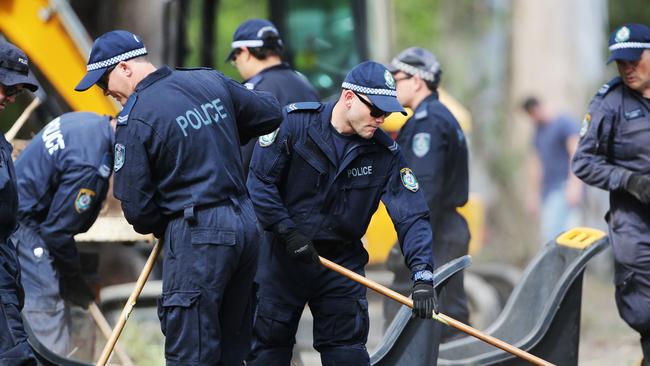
[
  {"left": 400, "top": 168, "right": 419, "bottom": 192},
  {"left": 74, "top": 188, "right": 95, "bottom": 214},
  {"left": 259, "top": 128, "right": 279, "bottom": 147},
  {"left": 114, "top": 143, "right": 125, "bottom": 172},
  {"left": 412, "top": 133, "right": 431, "bottom": 157}
]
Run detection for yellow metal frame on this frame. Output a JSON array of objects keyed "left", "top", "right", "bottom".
[{"left": 0, "top": 0, "right": 117, "bottom": 115}]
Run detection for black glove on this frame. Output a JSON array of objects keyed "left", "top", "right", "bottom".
[
  {"left": 280, "top": 229, "right": 319, "bottom": 264},
  {"left": 412, "top": 281, "right": 439, "bottom": 319},
  {"left": 627, "top": 174, "right": 650, "bottom": 205},
  {"left": 59, "top": 274, "right": 95, "bottom": 309}
]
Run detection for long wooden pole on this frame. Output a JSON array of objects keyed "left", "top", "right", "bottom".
[
  {"left": 89, "top": 303, "right": 134, "bottom": 366},
  {"left": 319, "top": 256, "right": 555, "bottom": 366},
  {"left": 96, "top": 238, "right": 162, "bottom": 366}
]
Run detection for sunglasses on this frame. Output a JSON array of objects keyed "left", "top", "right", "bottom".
[
  {"left": 353, "top": 91, "right": 390, "bottom": 118},
  {"left": 97, "top": 65, "right": 116, "bottom": 91},
  {"left": 393, "top": 74, "right": 413, "bottom": 82},
  {"left": 229, "top": 49, "right": 243, "bottom": 66},
  {"left": 2, "top": 84, "right": 23, "bottom": 98}
]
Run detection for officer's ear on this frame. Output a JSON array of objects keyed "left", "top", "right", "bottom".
[{"left": 341, "top": 89, "right": 355, "bottom": 108}]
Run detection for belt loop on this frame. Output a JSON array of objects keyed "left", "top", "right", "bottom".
[{"left": 183, "top": 205, "right": 196, "bottom": 224}]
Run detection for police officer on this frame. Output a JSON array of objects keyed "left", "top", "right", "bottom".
[
  {"left": 572, "top": 23, "right": 650, "bottom": 364},
  {"left": 0, "top": 40, "right": 39, "bottom": 366},
  {"left": 75, "top": 30, "right": 282, "bottom": 365},
  {"left": 247, "top": 61, "right": 438, "bottom": 365},
  {"left": 387, "top": 47, "right": 470, "bottom": 341},
  {"left": 227, "top": 18, "right": 320, "bottom": 174},
  {"left": 10, "top": 112, "right": 114, "bottom": 354}
]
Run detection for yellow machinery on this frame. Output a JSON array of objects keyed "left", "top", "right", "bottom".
[{"left": 0, "top": 0, "right": 117, "bottom": 115}]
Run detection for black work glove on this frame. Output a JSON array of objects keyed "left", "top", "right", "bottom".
[
  {"left": 412, "top": 281, "right": 439, "bottom": 319},
  {"left": 280, "top": 229, "right": 319, "bottom": 264},
  {"left": 59, "top": 274, "right": 95, "bottom": 309},
  {"left": 626, "top": 174, "right": 650, "bottom": 205}
]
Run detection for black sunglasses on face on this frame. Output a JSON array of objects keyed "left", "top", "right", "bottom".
[
  {"left": 97, "top": 65, "right": 116, "bottom": 91},
  {"left": 353, "top": 91, "right": 390, "bottom": 118},
  {"left": 2, "top": 84, "right": 23, "bottom": 98}
]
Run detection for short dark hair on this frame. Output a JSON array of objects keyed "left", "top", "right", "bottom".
[
  {"left": 425, "top": 71, "right": 441, "bottom": 92},
  {"left": 521, "top": 96, "right": 540, "bottom": 112},
  {"left": 248, "top": 32, "right": 284, "bottom": 60}
]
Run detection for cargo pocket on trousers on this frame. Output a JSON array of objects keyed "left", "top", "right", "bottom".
[
  {"left": 157, "top": 290, "right": 201, "bottom": 363},
  {"left": 315, "top": 299, "right": 369, "bottom": 347},
  {"left": 254, "top": 301, "right": 299, "bottom": 347}
]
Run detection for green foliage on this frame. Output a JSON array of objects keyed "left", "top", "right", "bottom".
[{"left": 609, "top": 0, "right": 650, "bottom": 32}]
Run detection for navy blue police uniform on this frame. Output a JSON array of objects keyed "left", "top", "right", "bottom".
[
  {"left": 246, "top": 62, "right": 436, "bottom": 366},
  {"left": 74, "top": 30, "right": 284, "bottom": 366},
  {"left": 572, "top": 24, "right": 650, "bottom": 361},
  {"left": 0, "top": 41, "right": 39, "bottom": 366},
  {"left": 386, "top": 48, "right": 471, "bottom": 340},
  {"left": 11, "top": 112, "right": 113, "bottom": 354},
  {"left": 227, "top": 19, "right": 320, "bottom": 175}
]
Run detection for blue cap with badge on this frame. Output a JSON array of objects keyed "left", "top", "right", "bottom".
[
  {"left": 608, "top": 23, "right": 650, "bottom": 64},
  {"left": 75, "top": 30, "right": 148, "bottom": 91},
  {"left": 0, "top": 41, "right": 39, "bottom": 92},
  {"left": 342, "top": 61, "right": 407, "bottom": 116},
  {"left": 226, "top": 19, "right": 283, "bottom": 62}
]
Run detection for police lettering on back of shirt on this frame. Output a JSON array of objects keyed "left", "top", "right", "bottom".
[
  {"left": 112, "top": 66, "right": 281, "bottom": 236},
  {"left": 14, "top": 112, "right": 113, "bottom": 275}
]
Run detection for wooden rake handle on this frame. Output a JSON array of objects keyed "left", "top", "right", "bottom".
[
  {"left": 319, "top": 256, "right": 555, "bottom": 366},
  {"left": 96, "top": 238, "right": 162, "bottom": 366}
]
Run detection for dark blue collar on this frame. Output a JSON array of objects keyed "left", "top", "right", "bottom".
[{"left": 136, "top": 65, "right": 173, "bottom": 92}]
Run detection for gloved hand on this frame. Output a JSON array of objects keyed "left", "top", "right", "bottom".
[
  {"left": 412, "top": 281, "right": 439, "bottom": 319},
  {"left": 59, "top": 274, "right": 95, "bottom": 309},
  {"left": 280, "top": 229, "right": 319, "bottom": 264},
  {"left": 626, "top": 174, "right": 650, "bottom": 205}
]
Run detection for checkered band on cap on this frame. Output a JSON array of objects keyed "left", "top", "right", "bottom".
[
  {"left": 341, "top": 82, "right": 397, "bottom": 96},
  {"left": 391, "top": 59, "right": 438, "bottom": 82},
  {"left": 86, "top": 47, "right": 148, "bottom": 71},
  {"left": 231, "top": 40, "right": 265, "bottom": 48},
  {"left": 609, "top": 42, "right": 650, "bottom": 51}
]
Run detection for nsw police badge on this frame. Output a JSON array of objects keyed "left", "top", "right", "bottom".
[
  {"left": 259, "top": 128, "right": 279, "bottom": 147},
  {"left": 412, "top": 133, "right": 431, "bottom": 158},
  {"left": 74, "top": 188, "right": 95, "bottom": 213},
  {"left": 384, "top": 70, "right": 395, "bottom": 89},
  {"left": 615, "top": 26, "right": 630, "bottom": 43},
  {"left": 400, "top": 168, "right": 419, "bottom": 192},
  {"left": 114, "top": 143, "right": 125, "bottom": 172},
  {"left": 579, "top": 113, "right": 591, "bottom": 138}
]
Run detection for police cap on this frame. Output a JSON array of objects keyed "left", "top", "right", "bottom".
[
  {"left": 386, "top": 47, "right": 441, "bottom": 82},
  {"left": 608, "top": 24, "right": 650, "bottom": 64},
  {"left": 75, "top": 30, "right": 148, "bottom": 91},
  {"left": 0, "top": 41, "right": 39, "bottom": 92},
  {"left": 343, "top": 61, "right": 407, "bottom": 116},
  {"left": 226, "top": 19, "right": 283, "bottom": 62}
]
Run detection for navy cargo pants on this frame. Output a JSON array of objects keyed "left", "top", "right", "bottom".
[
  {"left": 248, "top": 239, "right": 370, "bottom": 366},
  {"left": 0, "top": 234, "right": 36, "bottom": 366},
  {"left": 158, "top": 197, "right": 260, "bottom": 366}
]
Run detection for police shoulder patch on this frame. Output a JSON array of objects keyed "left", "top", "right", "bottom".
[
  {"left": 400, "top": 167, "right": 419, "bottom": 192},
  {"left": 117, "top": 93, "right": 138, "bottom": 126},
  {"left": 579, "top": 113, "right": 591, "bottom": 138},
  {"left": 414, "top": 109, "right": 428, "bottom": 120},
  {"left": 74, "top": 188, "right": 96, "bottom": 213},
  {"left": 596, "top": 77, "right": 622, "bottom": 97},
  {"left": 245, "top": 75, "right": 263, "bottom": 90},
  {"left": 412, "top": 132, "right": 431, "bottom": 158},
  {"left": 259, "top": 128, "right": 279, "bottom": 147},
  {"left": 285, "top": 102, "right": 321, "bottom": 113},
  {"left": 114, "top": 143, "right": 125, "bottom": 172}
]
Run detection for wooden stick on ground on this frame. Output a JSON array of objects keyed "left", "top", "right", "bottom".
[
  {"left": 96, "top": 238, "right": 162, "bottom": 366},
  {"left": 89, "top": 302, "right": 134, "bottom": 366},
  {"left": 319, "top": 256, "right": 555, "bottom": 366}
]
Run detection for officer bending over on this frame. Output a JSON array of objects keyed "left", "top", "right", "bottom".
[
  {"left": 247, "top": 61, "right": 437, "bottom": 366},
  {"left": 75, "top": 30, "right": 283, "bottom": 365},
  {"left": 388, "top": 47, "right": 470, "bottom": 341},
  {"left": 227, "top": 18, "right": 319, "bottom": 174},
  {"left": 0, "top": 40, "right": 38, "bottom": 366},
  {"left": 572, "top": 23, "right": 650, "bottom": 364},
  {"left": 11, "top": 112, "right": 114, "bottom": 355}
]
